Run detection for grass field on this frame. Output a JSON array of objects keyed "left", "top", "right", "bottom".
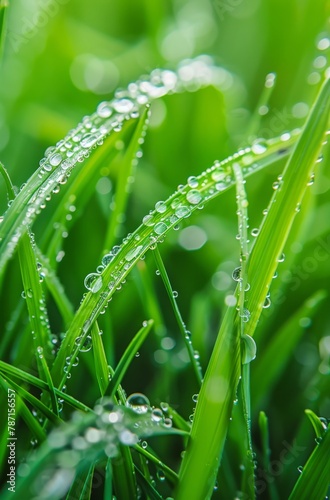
[{"left": 0, "top": 1, "right": 329, "bottom": 499}]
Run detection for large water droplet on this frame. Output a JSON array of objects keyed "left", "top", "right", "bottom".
[
  {"left": 186, "top": 189, "right": 202, "bottom": 205},
  {"left": 232, "top": 266, "right": 241, "bottom": 282},
  {"left": 241, "top": 334, "right": 257, "bottom": 364},
  {"left": 84, "top": 273, "right": 103, "bottom": 293},
  {"left": 154, "top": 222, "right": 167, "bottom": 235},
  {"left": 125, "top": 245, "right": 143, "bottom": 262},
  {"left": 113, "top": 98, "right": 134, "bottom": 114},
  {"left": 49, "top": 153, "right": 63, "bottom": 167},
  {"left": 252, "top": 140, "right": 267, "bottom": 155},
  {"left": 126, "top": 393, "right": 150, "bottom": 414},
  {"left": 81, "top": 134, "right": 99, "bottom": 149},
  {"left": 97, "top": 101, "right": 113, "bottom": 118}
]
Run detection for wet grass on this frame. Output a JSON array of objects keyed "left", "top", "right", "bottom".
[{"left": 0, "top": 1, "right": 330, "bottom": 499}]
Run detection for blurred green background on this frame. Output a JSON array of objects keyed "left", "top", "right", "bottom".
[{"left": 0, "top": 0, "right": 330, "bottom": 497}]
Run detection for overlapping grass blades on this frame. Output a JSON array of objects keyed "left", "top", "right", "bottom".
[{"left": 176, "top": 78, "right": 330, "bottom": 499}]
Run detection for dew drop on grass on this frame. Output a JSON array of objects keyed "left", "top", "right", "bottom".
[
  {"left": 125, "top": 245, "right": 143, "bottom": 262},
  {"left": 113, "top": 98, "right": 134, "bottom": 113},
  {"left": 154, "top": 222, "right": 167, "bottom": 235},
  {"left": 186, "top": 189, "right": 202, "bottom": 205},
  {"left": 143, "top": 214, "right": 154, "bottom": 226},
  {"left": 240, "top": 308, "right": 251, "bottom": 323},
  {"left": 263, "top": 296, "right": 271, "bottom": 309},
  {"left": 278, "top": 252, "right": 285, "bottom": 262},
  {"left": 157, "top": 470, "right": 166, "bottom": 482},
  {"left": 251, "top": 228, "right": 259, "bottom": 237},
  {"left": 84, "top": 273, "right": 103, "bottom": 293},
  {"left": 49, "top": 153, "right": 63, "bottom": 167},
  {"left": 75, "top": 335, "right": 92, "bottom": 352},
  {"left": 155, "top": 201, "right": 167, "bottom": 213},
  {"left": 81, "top": 133, "right": 99, "bottom": 149},
  {"left": 175, "top": 205, "right": 191, "bottom": 218},
  {"left": 151, "top": 408, "right": 164, "bottom": 423},
  {"left": 251, "top": 140, "right": 267, "bottom": 155},
  {"left": 187, "top": 176, "right": 199, "bottom": 188},
  {"left": 241, "top": 334, "right": 257, "bottom": 364},
  {"left": 126, "top": 393, "right": 150, "bottom": 414},
  {"left": 97, "top": 102, "right": 112, "bottom": 118},
  {"left": 232, "top": 266, "right": 241, "bottom": 282},
  {"left": 141, "top": 440, "right": 148, "bottom": 449},
  {"left": 192, "top": 394, "right": 198, "bottom": 403}
]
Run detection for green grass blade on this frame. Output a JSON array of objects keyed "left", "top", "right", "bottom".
[
  {"left": 305, "top": 409, "right": 327, "bottom": 440},
  {"left": 258, "top": 411, "right": 280, "bottom": 500},
  {"left": 0, "top": 0, "right": 8, "bottom": 57},
  {"left": 91, "top": 322, "right": 110, "bottom": 396},
  {"left": 176, "top": 304, "right": 241, "bottom": 499},
  {"left": 104, "top": 107, "right": 150, "bottom": 252},
  {"left": 0, "top": 374, "right": 62, "bottom": 425},
  {"left": 135, "top": 466, "right": 163, "bottom": 500},
  {"left": 105, "top": 320, "right": 154, "bottom": 398},
  {"left": 103, "top": 459, "right": 112, "bottom": 500},
  {"left": 0, "top": 376, "right": 47, "bottom": 446},
  {"left": 245, "top": 78, "right": 330, "bottom": 338},
  {"left": 66, "top": 463, "right": 95, "bottom": 500},
  {"left": 0, "top": 360, "right": 91, "bottom": 413},
  {"left": 289, "top": 425, "right": 330, "bottom": 500},
  {"left": 153, "top": 246, "right": 203, "bottom": 385}
]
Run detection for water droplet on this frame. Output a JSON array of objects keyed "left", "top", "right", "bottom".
[
  {"left": 143, "top": 214, "right": 154, "bottom": 226},
  {"left": 141, "top": 440, "right": 148, "bottom": 449},
  {"left": 160, "top": 402, "right": 169, "bottom": 412},
  {"left": 155, "top": 201, "right": 167, "bottom": 213},
  {"left": 97, "top": 101, "right": 113, "bottom": 118},
  {"left": 157, "top": 469, "right": 166, "bottom": 482},
  {"left": 172, "top": 290, "right": 178, "bottom": 298},
  {"left": 241, "top": 334, "right": 257, "bottom": 364},
  {"left": 84, "top": 273, "right": 103, "bottom": 293},
  {"left": 240, "top": 308, "right": 251, "bottom": 323},
  {"left": 232, "top": 266, "right": 241, "bottom": 282},
  {"left": 49, "top": 153, "right": 62, "bottom": 167},
  {"left": 154, "top": 222, "right": 167, "bottom": 235},
  {"left": 186, "top": 189, "right": 202, "bottom": 205},
  {"left": 125, "top": 245, "right": 143, "bottom": 262},
  {"left": 151, "top": 408, "right": 163, "bottom": 423},
  {"left": 297, "top": 465, "right": 303, "bottom": 473},
  {"left": 263, "top": 296, "right": 271, "bottom": 309},
  {"left": 126, "top": 393, "right": 150, "bottom": 414},
  {"left": 252, "top": 140, "right": 267, "bottom": 155},
  {"left": 278, "top": 252, "right": 285, "bottom": 263},
  {"left": 187, "top": 176, "right": 199, "bottom": 188},
  {"left": 75, "top": 335, "right": 92, "bottom": 352},
  {"left": 175, "top": 205, "right": 191, "bottom": 218},
  {"left": 272, "top": 181, "right": 281, "bottom": 190},
  {"left": 192, "top": 394, "right": 198, "bottom": 403},
  {"left": 113, "top": 98, "right": 134, "bottom": 114},
  {"left": 307, "top": 173, "right": 315, "bottom": 186},
  {"left": 251, "top": 228, "right": 259, "bottom": 237},
  {"left": 81, "top": 133, "right": 99, "bottom": 149}
]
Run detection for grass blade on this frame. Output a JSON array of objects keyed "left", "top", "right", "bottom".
[
  {"left": 289, "top": 425, "right": 330, "bottom": 500},
  {"left": 105, "top": 320, "right": 154, "bottom": 398},
  {"left": 91, "top": 322, "right": 110, "bottom": 396}
]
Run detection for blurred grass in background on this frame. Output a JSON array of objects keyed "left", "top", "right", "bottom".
[{"left": 0, "top": 0, "right": 330, "bottom": 498}]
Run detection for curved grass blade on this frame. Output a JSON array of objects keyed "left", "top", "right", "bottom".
[
  {"left": 0, "top": 57, "right": 231, "bottom": 277},
  {"left": 289, "top": 425, "right": 330, "bottom": 500},
  {"left": 105, "top": 320, "right": 154, "bottom": 398},
  {"left": 104, "top": 106, "right": 150, "bottom": 252},
  {"left": 153, "top": 246, "right": 203, "bottom": 385},
  {"left": 51, "top": 136, "right": 295, "bottom": 388},
  {"left": 0, "top": 360, "right": 91, "bottom": 413},
  {"left": 305, "top": 409, "right": 327, "bottom": 440},
  {"left": 0, "top": 374, "right": 61, "bottom": 425}
]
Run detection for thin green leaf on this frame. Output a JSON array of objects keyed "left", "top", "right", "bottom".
[
  {"left": 305, "top": 409, "right": 327, "bottom": 440},
  {"left": 105, "top": 320, "right": 154, "bottom": 398},
  {"left": 91, "top": 322, "right": 110, "bottom": 396},
  {"left": 153, "top": 246, "right": 203, "bottom": 385},
  {"left": 289, "top": 425, "right": 330, "bottom": 500}
]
